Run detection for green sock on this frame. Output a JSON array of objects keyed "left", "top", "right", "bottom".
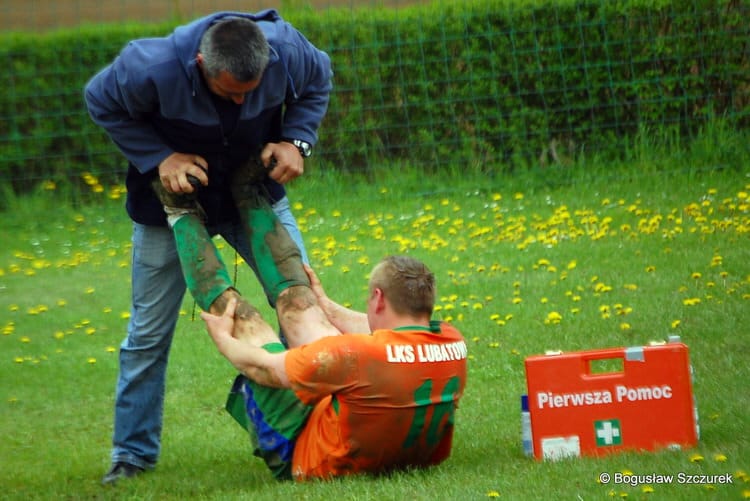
[
  {"left": 241, "top": 202, "right": 310, "bottom": 306},
  {"left": 171, "top": 214, "right": 233, "bottom": 310}
]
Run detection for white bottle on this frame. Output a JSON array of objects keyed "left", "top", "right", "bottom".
[{"left": 521, "top": 394, "right": 534, "bottom": 457}]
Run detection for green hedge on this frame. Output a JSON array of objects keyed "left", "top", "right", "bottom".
[{"left": 0, "top": 0, "right": 747, "bottom": 192}]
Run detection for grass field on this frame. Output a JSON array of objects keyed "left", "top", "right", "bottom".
[{"left": 1, "top": 159, "right": 748, "bottom": 500}]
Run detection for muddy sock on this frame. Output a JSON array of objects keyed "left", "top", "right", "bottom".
[
  {"left": 240, "top": 201, "right": 310, "bottom": 306},
  {"left": 151, "top": 177, "right": 206, "bottom": 226},
  {"left": 171, "top": 214, "right": 233, "bottom": 310}
]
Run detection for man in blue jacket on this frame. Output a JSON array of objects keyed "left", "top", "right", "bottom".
[{"left": 84, "top": 10, "right": 332, "bottom": 484}]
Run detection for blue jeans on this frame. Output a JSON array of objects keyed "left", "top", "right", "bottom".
[{"left": 110, "top": 196, "right": 308, "bottom": 469}]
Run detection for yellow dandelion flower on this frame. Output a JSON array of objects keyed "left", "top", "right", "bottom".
[
  {"left": 545, "top": 311, "right": 562, "bottom": 325},
  {"left": 641, "top": 485, "right": 654, "bottom": 493},
  {"left": 120, "top": 311, "right": 131, "bottom": 319},
  {"left": 87, "top": 357, "right": 97, "bottom": 364},
  {"left": 106, "top": 346, "right": 116, "bottom": 353},
  {"left": 713, "top": 453, "right": 727, "bottom": 462},
  {"left": 54, "top": 331, "right": 64, "bottom": 340},
  {"left": 14, "top": 357, "right": 24, "bottom": 363},
  {"left": 514, "top": 192, "right": 524, "bottom": 200},
  {"left": 512, "top": 297, "right": 522, "bottom": 304},
  {"left": 689, "top": 453, "right": 704, "bottom": 462},
  {"left": 620, "top": 323, "right": 631, "bottom": 331},
  {"left": 741, "top": 489, "right": 750, "bottom": 499},
  {"left": 473, "top": 303, "right": 483, "bottom": 310},
  {"left": 487, "top": 490, "right": 500, "bottom": 498},
  {"left": 85, "top": 286, "right": 95, "bottom": 294},
  {"left": 691, "top": 272, "right": 702, "bottom": 279},
  {"left": 646, "top": 265, "right": 656, "bottom": 272},
  {"left": 85, "top": 327, "right": 96, "bottom": 335},
  {"left": 671, "top": 319, "right": 681, "bottom": 329},
  {"left": 20, "top": 336, "right": 31, "bottom": 343}
]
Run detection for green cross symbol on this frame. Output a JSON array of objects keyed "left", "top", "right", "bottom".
[{"left": 595, "top": 419, "right": 622, "bottom": 446}]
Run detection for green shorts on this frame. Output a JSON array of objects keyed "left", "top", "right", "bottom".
[{"left": 225, "top": 343, "right": 313, "bottom": 480}]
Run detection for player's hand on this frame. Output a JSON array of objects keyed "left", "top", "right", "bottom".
[
  {"left": 158, "top": 152, "right": 209, "bottom": 193},
  {"left": 261, "top": 142, "right": 303, "bottom": 184},
  {"left": 303, "top": 264, "right": 329, "bottom": 304},
  {"left": 201, "top": 297, "right": 238, "bottom": 354}
]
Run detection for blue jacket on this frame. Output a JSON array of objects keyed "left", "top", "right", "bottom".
[{"left": 85, "top": 10, "right": 332, "bottom": 226}]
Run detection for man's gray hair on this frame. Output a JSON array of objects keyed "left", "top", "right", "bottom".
[{"left": 198, "top": 17, "right": 270, "bottom": 81}]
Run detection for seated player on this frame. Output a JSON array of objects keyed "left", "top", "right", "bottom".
[{"left": 155, "top": 158, "right": 468, "bottom": 481}]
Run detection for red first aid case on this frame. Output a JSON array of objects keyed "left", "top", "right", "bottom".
[{"left": 524, "top": 338, "right": 699, "bottom": 461}]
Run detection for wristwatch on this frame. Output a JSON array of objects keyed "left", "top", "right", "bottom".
[{"left": 285, "top": 139, "right": 312, "bottom": 158}]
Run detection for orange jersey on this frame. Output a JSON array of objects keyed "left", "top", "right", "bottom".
[{"left": 284, "top": 321, "right": 467, "bottom": 480}]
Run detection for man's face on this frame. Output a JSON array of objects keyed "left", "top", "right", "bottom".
[{"left": 197, "top": 54, "right": 260, "bottom": 105}]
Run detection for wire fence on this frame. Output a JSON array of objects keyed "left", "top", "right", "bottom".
[{"left": 0, "top": 0, "right": 747, "bottom": 191}]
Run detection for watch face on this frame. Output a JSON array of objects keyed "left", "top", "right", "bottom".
[{"left": 294, "top": 140, "right": 312, "bottom": 157}]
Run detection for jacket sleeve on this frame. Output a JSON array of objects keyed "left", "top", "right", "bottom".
[
  {"left": 84, "top": 44, "right": 175, "bottom": 174},
  {"left": 277, "top": 26, "right": 333, "bottom": 146}
]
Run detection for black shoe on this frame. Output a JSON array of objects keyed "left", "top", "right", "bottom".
[
  {"left": 101, "top": 462, "right": 144, "bottom": 485},
  {"left": 231, "top": 154, "right": 274, "bottom": 209},
  {"left": 151, "top": 178, "right": 206, "bottom": 222}
]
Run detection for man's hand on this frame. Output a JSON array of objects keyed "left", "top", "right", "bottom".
[
  {"left": 261, "top": 142, "right": 304, "bottom": 184},
  {"left": 303, "top": 264, "right": 330, "bottom": 306},
  {"left": 158, "top": 152, "right": 209, "bottom": 193},
  {"left": 201, "top": 297, "right": 238, "bottom": 357}
]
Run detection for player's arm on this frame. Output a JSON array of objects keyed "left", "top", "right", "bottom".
[
  {"left": 303, "top": 265, "right": 371, "bottom": 334},
  {"left": 201, "top": 298, "right": 291, "bottom": 388}
]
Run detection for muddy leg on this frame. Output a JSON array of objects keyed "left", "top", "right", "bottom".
[{"left": 230, "top": 160, "right": 310, "bottom": 306}]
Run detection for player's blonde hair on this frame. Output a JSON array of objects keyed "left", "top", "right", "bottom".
[{"left": 369, "top": 255, "right": 435, "bottom": 316}]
